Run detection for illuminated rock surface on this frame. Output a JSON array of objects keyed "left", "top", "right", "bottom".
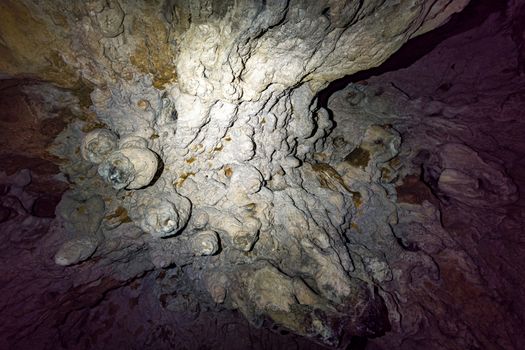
[{"left": 1, "top": 1, "right": 524, "bottom": 349}]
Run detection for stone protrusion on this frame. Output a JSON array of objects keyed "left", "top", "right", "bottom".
[
  {"left": 98, "top": 145, "right": 158, "bottom": 190},
  {"left": 81, "top": 129, "right": 119, "bottom": 164}
]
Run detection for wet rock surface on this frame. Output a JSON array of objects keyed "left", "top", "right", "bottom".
[{"left": 1, "top": 0, "right": 524, "bottom": 349}]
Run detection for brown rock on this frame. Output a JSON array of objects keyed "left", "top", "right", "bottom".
[
  {"left": 396, "top": 175, "right": 439, "bottom": 206},
  {"left": 0, "top": 1, "right": 79, "bottom": 87}
]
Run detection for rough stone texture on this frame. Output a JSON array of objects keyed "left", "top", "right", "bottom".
[
  {"left": 2, "top": 0, "right": 524, "bottom": 349},
  {"left": 323, "top": 2, "right": 525, "bottom": 348}
]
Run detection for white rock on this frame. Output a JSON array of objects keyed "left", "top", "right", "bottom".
[
  {"left": 192, "top": 230, "right": 219, "bottom": 256},
  {"left": 98, "top": 147, "right": 158, "bottom": 190},
  {"left": 54, "top": 237, "right": 98, "bottom": 266},
  {"left": 81, "top": 129, "right": 118, "bottom": 164}
]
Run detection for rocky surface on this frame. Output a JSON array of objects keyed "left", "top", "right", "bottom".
[{"left": 1, "top": 0, "right": 524, "bottom": 349}]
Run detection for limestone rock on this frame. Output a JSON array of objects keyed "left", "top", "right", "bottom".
[
  {"left": 125, "top": 180, "right": 192, "bottom": 238},
  {"left": 436, "top": 143, "right": 517, "bottom": 207},
  {"left": 191, "top": 230, "right": 220, "bottom": 256},
  {"left": 1, "top": 0, "right": 494, "bottom": 349},
  {"left": 98, "top": 145, "right": 159, "bottom": 190},
  {"left": 81, "top": 128, "right": 119, "bottom": 164},
  {"left": 54, "top": 236, "right": 98, "bottom": 266}
]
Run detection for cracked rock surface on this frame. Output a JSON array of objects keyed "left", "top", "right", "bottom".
[{"left": 1, "top": 0, "right": 524, "bottom": 349}]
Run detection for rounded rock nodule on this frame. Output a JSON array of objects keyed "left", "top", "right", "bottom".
[
  {"left": 192, "top": 230, "right": 219, "bottom": 256},
  {"left": 98, "top": 147, "right": 158, "bottom": 190},
  {"left": 81, "top": 129, "right": 119, "bottom": 164}
]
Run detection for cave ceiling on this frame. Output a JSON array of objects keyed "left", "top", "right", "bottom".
[{"left": 0, "top": 1, "right": 524, "bottom": 349}]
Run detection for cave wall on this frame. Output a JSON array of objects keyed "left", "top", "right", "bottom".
[{"left": 1, "top": 1, "right": 524, "bottom": 349}]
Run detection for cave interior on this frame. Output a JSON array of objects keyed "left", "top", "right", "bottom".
[{"left": 0, "top": 0, "right": 524, "bottom": 349}]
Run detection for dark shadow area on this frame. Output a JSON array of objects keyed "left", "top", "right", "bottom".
[
  {"left": 0, "top": 79, "right": 70, "bottom": 218},
  {"left": 316, "top": 0, "right": 507, "bottom": 109},
  {"left": 346, "top": 336, "right": 368, "bottom": 350}
]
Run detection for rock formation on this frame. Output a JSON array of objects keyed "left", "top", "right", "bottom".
[{"left": 1, "top": 0, "right": 524, "bottom": 349}]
